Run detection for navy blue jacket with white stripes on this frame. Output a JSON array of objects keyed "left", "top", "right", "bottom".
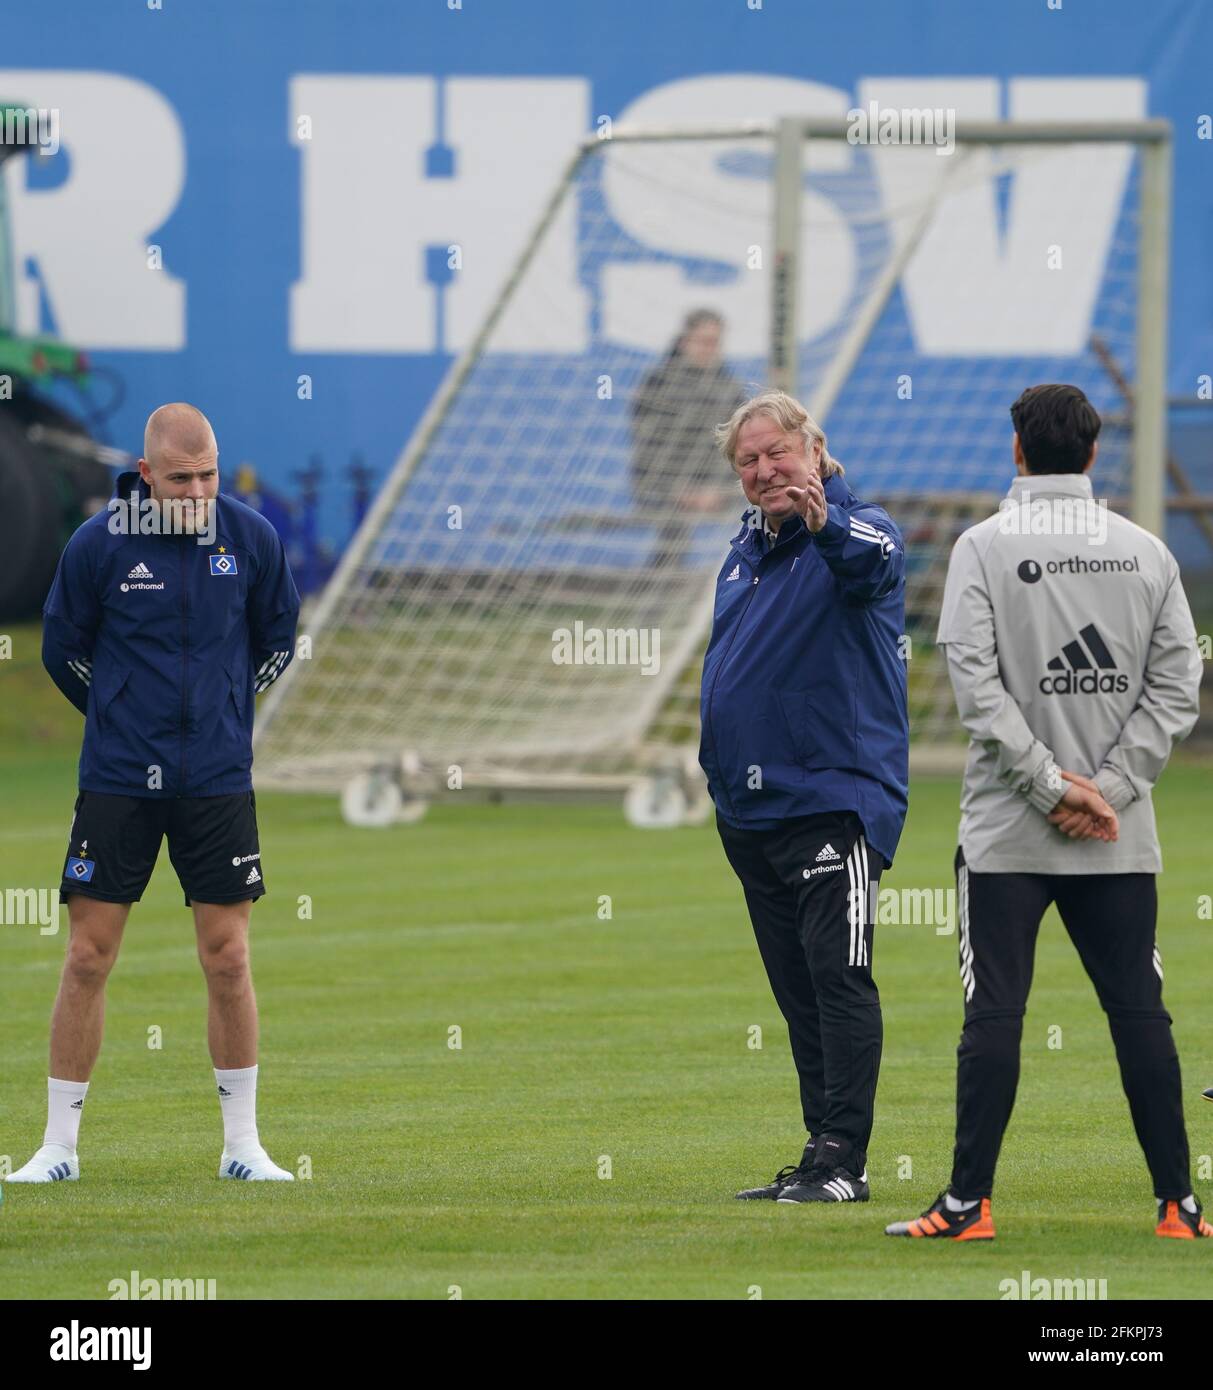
[
  {"left": 42, "top": 469, "right": 300, "bottom": 798},
  {"left": 698, "top": 471, "right": 909, "bottom": 867}
]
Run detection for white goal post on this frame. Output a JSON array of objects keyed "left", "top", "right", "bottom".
[{"left": 252, "top": 115, "right": 1171, "bottom": 822}]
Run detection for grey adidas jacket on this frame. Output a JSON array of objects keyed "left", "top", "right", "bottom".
[{"left": 937, "top": 472, "right": 1202, "bottom": 873}]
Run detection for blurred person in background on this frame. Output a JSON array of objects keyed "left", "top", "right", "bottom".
[{"left": 631, "top": 308, "right": 747, "bottom": 571}]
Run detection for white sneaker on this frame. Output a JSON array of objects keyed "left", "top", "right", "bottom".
[
  {"left": 219, "top": 1147, "right": 294, "bottom": 1181},
  {"left": 6, "top": 1143, "right": 79, "bottom": 1183}
]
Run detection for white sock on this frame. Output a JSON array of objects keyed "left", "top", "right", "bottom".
[
  {"left": 945, "top": 1191, "right": 980, "bottom": 1212},
  {"left": 1181, "top": 1194, "right": 1198, "bottom": 1214},
  {"left": 44, "top": 1077, "right": 88, "bottom": 1151},
  {"left": 214, "top": 1064, "right": 260, "bottom": 1153}
]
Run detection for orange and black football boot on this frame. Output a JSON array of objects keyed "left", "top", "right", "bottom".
[
  {"left": 1155, "top": 1198, "right": 1213, "bottom": 1239},
  {"left": 885, "top": 1191, "right": 995, "bottom": 1240}
]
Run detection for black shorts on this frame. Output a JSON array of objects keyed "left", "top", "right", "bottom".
[{"left": 60, "top": 790, "right": 266, "bottom": 908}]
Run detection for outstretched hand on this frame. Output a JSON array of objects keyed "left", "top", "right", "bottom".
[{"left": 784, "top": 470, "right": 828, "bottom": 533}]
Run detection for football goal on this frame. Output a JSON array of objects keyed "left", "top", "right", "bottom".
[{"left": 252, "top": 114, "right": 1171, "bottom": 825}]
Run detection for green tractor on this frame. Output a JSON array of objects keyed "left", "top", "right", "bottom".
[{"left": 0, "top": 102, "right": 121, "bottom": 620}]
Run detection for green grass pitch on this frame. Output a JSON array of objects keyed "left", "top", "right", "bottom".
[{"left": 1, "top": 629, "right": 1211, "bottom": 1299}]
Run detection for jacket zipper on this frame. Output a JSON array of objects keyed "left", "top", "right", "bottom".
[
  {"left": 178, "top": 543, "right": 188, "bottom": 795},
  {"left": 704, "top": 539, "right": 765, "bottom": 821}
]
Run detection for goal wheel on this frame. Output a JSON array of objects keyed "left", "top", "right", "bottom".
[
  {"left": 394, "top": 793, "right": 430, "bottom": 824},
  {"left": 623, "top": 773, "right": 687, "bottom": 829},
  {"left": 395, "top": 748, "right": 431, "bottom": 822},
  {"left": 340, "top": 770, "right": 403, "bottom": 828},
  {"left": 681, "top": 780, "right": 713, "bottom": 825}
]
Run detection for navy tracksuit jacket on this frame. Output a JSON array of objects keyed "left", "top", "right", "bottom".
[
  {"left": 698, "top": 471, "right": 909, "bottom": 867},
  {"left": 42, "top": 470, "right": 300, "bottom": 797}
]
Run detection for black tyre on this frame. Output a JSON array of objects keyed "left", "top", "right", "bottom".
[
  {"left": 6, "top": 387, "right": 112, "bottom": 529},
  {"left": 0, "top": 410, "right": 63, "bottom": 621}
]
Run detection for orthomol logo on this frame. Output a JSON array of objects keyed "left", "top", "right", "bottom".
[{"left": 1017, "top": 555, "right": 1140, "bottom": 583}]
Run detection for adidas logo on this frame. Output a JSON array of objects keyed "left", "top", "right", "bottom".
[
  {"left": 725, "top": 564, "right": 741, "bottom": 582},
  {"left": 127, "top": 561, "right": 154, "bottom": 579},
  {"left": 245, "top": 865, "right": 261, "bottom": 884},
  {"left": 217, "top": 1085, "right": 232, "bottom": 1097},
  {"left": 69, "top": 1099, "right": 84, "bottom": 1110},
  {"left": 816, "top": 843, "right": 840, "bottom": 862},
  {"left": 1040, "top": 623, "right": 1129, "bottom": 695}
]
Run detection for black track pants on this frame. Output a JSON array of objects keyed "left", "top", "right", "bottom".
[
  {"left": 717, "top": 810, "right": 883, "bottom": 1162},
  {"left": 951, "top": 847, "right": 1190, "bottom": 1201}
]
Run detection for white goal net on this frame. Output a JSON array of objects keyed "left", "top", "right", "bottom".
[{"left": 253, "top": 117, "right": 1167, "bottom": 814}]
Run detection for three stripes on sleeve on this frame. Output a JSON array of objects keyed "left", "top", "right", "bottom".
[
  {"left": 68, "top": 653, "right": 288, "bottom": 696},
  {"left": 849, "top": 516, "right": 896, "bottom": 558},
  {"left": 254, "top": 651, "right": 291, "bottom": 694}
]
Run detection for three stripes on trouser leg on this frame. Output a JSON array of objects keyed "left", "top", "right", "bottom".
[
  {"left": 845, "top": 836, "right": 870, "bottom": 967},
  {"left": 957, "top": 863, "right": 975, "bottom": 1002}
]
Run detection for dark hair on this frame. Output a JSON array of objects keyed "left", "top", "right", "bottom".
[
  {"left": 667, "top": 307, "right": 723, "bottom": 361},
  {"left": 1009, "top": 384, "right": 1101, "bottom": 475}
]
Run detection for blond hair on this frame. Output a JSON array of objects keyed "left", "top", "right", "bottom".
[
  {"left": 144, "top": 402, "right": 217, "bottom": 464},
  {"left": 715, "top": 388, "right": 844, "bottom": 478}
]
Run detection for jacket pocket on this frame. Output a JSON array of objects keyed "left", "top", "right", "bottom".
[
  {"left": 776, "top": 685, "right": 854, "bottom": 770},
  {"left": 224, "top": 660, "right": 247, "bottom": 720},
  {"left": 778, "top": 686, "right": 833, "bottom": 772},
  {"left": 92, "top": 667, "right": 130, "bottom": 733}
]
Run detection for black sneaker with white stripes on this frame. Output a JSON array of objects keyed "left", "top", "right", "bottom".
[
  {"left": 777, "top": 1164, "right": 869, "bottom": 1203},
  {"left": 776, "top": 1134, "right": 869, "bottom": 1203},
  {"left": 734, "top": 1137, "right": 817, "bottom": 1200}
]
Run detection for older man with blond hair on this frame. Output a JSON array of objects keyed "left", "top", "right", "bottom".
[
  {"left": 701, "top": 388, "right": 908, "bottom": 1206},
  {"left": 8, "top": 403, "right": 300, "bottom": 1185}
]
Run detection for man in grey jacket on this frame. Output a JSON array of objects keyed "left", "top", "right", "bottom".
[{"left": 887, "top": 383, "right": 1209, "bottom": 1241}]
